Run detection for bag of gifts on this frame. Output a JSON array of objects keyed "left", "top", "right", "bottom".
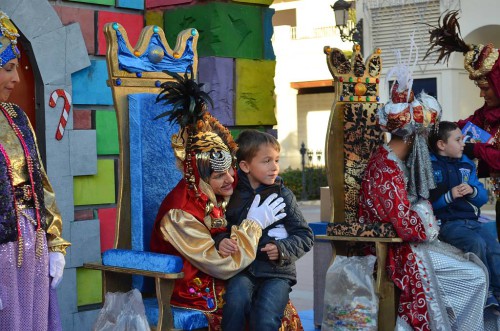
[{"left": 322, "top": 255, "right": 378, "bottom": 331}]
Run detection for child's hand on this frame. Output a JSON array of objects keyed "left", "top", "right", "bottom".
[
  {"left": 451, "top": 183, "right": 473, "bottom": 199},
  {"left": 459, "top": 183, "right": 473, "bottom": 196},
  {"left": 219, "top": 238, "right": 239, "bottom": 257},
  {"left": 261, "top": 243, "right": 279, "bottom": 261}
]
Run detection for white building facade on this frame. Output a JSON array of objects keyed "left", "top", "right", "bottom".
[{"left": 272, "top": 0, "right": 500, "bottom": 170}]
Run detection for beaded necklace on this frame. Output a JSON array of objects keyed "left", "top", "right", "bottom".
[{"left": 0, "top": 104, "right": 44, "bottom": 266}]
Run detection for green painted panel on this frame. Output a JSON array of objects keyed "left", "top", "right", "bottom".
[
  {"left": 163, "top": 2, "right": 264, "bottom": 59},
  {"left": 235, "top": 59, "right": 276, "bottom": 125},
  {"left": 67, "top": 0, "right": 115, "bottom": 5},
  {"left": 76, "top": 268, "right": 102, "bottom": 306},
  {"left": 145, "top": 10, "right": 163, "bottom": 28},
  {"left": 231, "top": 0, "right": 273, "bottom": 5},
  {"left": 74, "top": 159, "right": 115, "bottom": 206},
  {"left": 95, "top": 110, "right": 119, "bottom": 155}
]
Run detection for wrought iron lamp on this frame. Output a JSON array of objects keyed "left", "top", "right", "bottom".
[{"left": 331, "top": 0, "right": 363, "bottom": 46}]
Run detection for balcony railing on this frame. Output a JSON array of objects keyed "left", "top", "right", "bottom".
[{"left": 290, "top": 26, "right": 337, "bottom": 40}]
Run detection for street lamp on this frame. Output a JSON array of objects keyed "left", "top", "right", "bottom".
[{"left": 331, "top": 0, "right": 363, "bottom": 46}]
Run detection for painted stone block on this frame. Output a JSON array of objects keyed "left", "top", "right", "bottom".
[
  {"left": 117, "top": 0, "right": 144, "bottom": 10},
  {"left": 70, "top": 218, "right": 101, "bottom": 267},
  {"left": 231, "top": 0, "right": 273, "bottom": 5},
  {"left": 198, "top": 57, "right": 234, "bottom": 126},
  {"left": 72, "top": 59, "right": 113, "bottom": 105},
  {"left": 95, "top": 110, "right": 119, "bottom": 155},
  {"left": 52, "top": 5, "right": 95, "bottom": 54},
  {"left": 98, "top": 208, "right": 117, "bottom": 252},
  {"left": 66, "top": 0, "right": 114, "bottom": 6},
  {"left": 69, "top": 130, "right": 98, "bottom": 176},
  {"left": 235, "top": 59, "right": 276, "bottom": 125},
  {"left": 146, "top": 0, "right": 192, "bottom": 9},
  {"left": 145, "top": 10, "right": 163, "bottom": 27},
  {"left": 74, "top": 159, "right": 115, "bottom": 206},
  {"left": 96, "top": 11, "right": 144, "bottom": 55},
  {"left": 76, "top": 268, "right": 102, "bottom": 306},
  {"left": 164, "top": 2, "right": 264, "bottom": 59},
  {"left": 73, "top": 110, "right": 92, "bottom": 130}
]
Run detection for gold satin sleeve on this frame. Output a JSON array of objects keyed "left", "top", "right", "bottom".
[
  {"left": 159, "top": 209, "right": 262, "bottom": 280},
  {"left": 0, "top": 109, "right": 70, "bottom": 254}
]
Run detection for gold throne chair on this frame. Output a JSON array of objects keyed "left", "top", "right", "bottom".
[
  {"left": 84, "top": 23, "right": 212, "bottom": 331},
  {"left": 315, "top": 44, "right": 403, "bottom": 331}
]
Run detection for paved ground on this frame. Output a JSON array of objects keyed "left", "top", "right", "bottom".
[{"left": 290, "top": 201, "right": 320, "bottom": 312}]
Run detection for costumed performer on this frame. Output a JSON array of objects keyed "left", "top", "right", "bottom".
[
  {"left": 425, "top": 10, "right": 500, "bottom": 241},
  {"left": 149, "top": 68, "right": 303, "bottom": 330},
  {"left": 358, "top": 41, "right": 489, "bottom": 330},
  {"left": 0, "top": 11, "right": 70, "bottom": 331}
]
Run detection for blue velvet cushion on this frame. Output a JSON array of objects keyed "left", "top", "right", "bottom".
[
  {"left": 143, "top": 298, "right": 208, "bottom": 330},
  {"left": 102, "top": 249, "right": 183, "bottom": 274}
]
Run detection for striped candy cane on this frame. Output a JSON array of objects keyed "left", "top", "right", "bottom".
[{"left": 49, "top": 89, "right": 72, "bottom": 141}]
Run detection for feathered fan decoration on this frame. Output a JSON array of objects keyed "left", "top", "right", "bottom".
[
  {"left": 155, "top": 65, "right": 214, "bottom": 127},
  {"left": 423, "top": 10, "right": 471, "bottom": 64}
]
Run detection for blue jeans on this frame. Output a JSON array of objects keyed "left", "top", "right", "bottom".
[
  {"left": 440, "top": 219, "right": 500, "bottom": 295},
  {"left": 221, "top": 271, "right": 292, "bottom": 331}
]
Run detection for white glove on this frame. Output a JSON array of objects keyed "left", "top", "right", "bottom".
[
  {"left": 49, "top": 252, "right": 65, "bottom": 289},
  {"left": 247, "top": 193, "right": 286, "bottom": 229},
  {"left": 268, "top": 224, "right": 288, "bottom": 240}
]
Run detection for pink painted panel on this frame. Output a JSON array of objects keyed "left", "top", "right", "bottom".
[
  {"left": 96, "top": 11, "right": 144, "bottom": 55},
  {"left": 146, "top": 0, "right": 193, "bottom": 9},
  {"left": 98, "top": 208, "right": 117, "bottom": 252},
  {"left": 53, "top": 5, "right": 95, "bottom": 54}
]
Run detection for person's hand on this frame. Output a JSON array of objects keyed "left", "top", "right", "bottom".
[
  {"left": 451, "top": 183, "right": 473, "bottom": 199},
  {"left": 246, "top": 194, "right": 286, "bottom": 229},
  {"left": 463, "top": 143, "right": 475, "bottom": 159},
  {"left": 49, "top": 252, "right": 65, "bottom": 289},
  {"left": 267, "top": 224, "right": 288, "bottom": 240},
  {"left": 219, "top": 238, "right": 239, "bottom": 257},
  {"left": 261, "top": 243, "right": 279, "bottom": 261}
]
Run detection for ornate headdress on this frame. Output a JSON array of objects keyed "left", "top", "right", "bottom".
[
  {"left": 425, "top": 10, "right": 500, "bottom": 96},
  {"left": 0, "top": 11, "right": 20, "bottom": 67},
  {"left": 156, "top": 65, "right": 237, "bottom": 194},
  {"left": 379, "top": 37, "right": 440, "bottom": 203}
]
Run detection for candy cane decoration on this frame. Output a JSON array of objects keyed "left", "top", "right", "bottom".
[{"left": 49, "top": 89, "right": 72, "bottom": 141}]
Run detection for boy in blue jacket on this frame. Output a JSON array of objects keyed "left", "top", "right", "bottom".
[
  {"left": 429, "top": 121, "right": 500, "bottom": 309},
  {"left": 216, "top": 129, "right": 313, "bottom": 331}
]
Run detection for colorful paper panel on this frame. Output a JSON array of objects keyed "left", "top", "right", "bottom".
[
  {"left": 74, "top": 159, "right": 115, "bottom": 206},
  {"left": 235, "top": 59, "right": 276, "bottom": 125},
  {"left": 72, "top": 59, "right": 113, "bottom": 105},
  {"left": 96, "top": 11, "right": 144, "bottom": 55},
  {"left": 146, "top": 0, "right": 192, "bottom": 9},
  {"left": 66, "top": 0, "right": 114, "bottom": 5},
  {"left": 76, "top": 268, "right": 102, "bottom": 306},
  {"left": 116, "top": 0, "right": 144, "bottom": 10},
  {"left": 98, "top": 208, "right": 117, "bottom": 252},
  {"left": 52, "top": 5, "right": 95, "bottom": 54},
  {"left": 95, "top": 110, "right": 119, "bottom": 155},
  {"left": 164, "top": 2, "right": 264, "bottom": 59}
]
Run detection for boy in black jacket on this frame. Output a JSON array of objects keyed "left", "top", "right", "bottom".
[{"left": 217, "top": 129, "right": 313, "bottom": 331}]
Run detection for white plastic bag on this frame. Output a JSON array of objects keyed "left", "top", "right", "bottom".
[
  {"left": 321, "top": 255, "right": 378, "bottom": 331},
  {"left": 93, "top": 289, "right": 150, "bottom": 331}
]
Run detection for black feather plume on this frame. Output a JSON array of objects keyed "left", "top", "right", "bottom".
[
  {"left": 423, "top": 10, "right": 470, "bottom": 64},
  {"left": 155, "top": 65, "right": 214, "bottom": 128}
]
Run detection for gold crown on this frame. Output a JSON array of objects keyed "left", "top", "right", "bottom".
[{"left": 324, "top": 44, "right": 382, "bottom": 103}]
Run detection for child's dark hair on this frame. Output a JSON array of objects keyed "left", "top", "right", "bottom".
[
  {"left": 236, "top": 129, "right": 280, "bottom": 163},
  {"left": 428, "top": 121, "right": 459, "bottom": 154}
]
